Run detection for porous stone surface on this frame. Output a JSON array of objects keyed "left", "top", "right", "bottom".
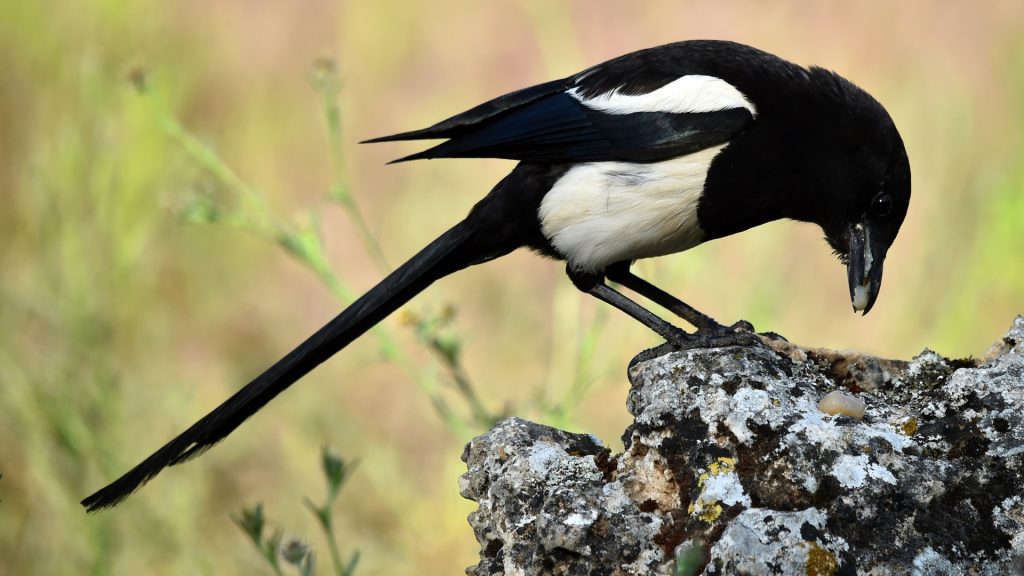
[{"left": 460, "top": 317, "right": 1024, "bottom": 575}]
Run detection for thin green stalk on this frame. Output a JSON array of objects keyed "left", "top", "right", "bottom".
[
  {"left": 324, "top": 526, "right": 344, "bottom": 576},
  {"left": 313, "top": 59, "right": 391, "bottom": 273},
  {"left": 447, "top": 357, "right": 496, "bottom": 428}
]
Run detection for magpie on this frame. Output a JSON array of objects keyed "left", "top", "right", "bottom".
[{"left": 82, "top": 40, "right": 910, "bottom": 511}]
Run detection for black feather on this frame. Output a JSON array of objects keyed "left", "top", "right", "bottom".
[{"left": 361, "top": 78, "right": 569, "bottom": 143}]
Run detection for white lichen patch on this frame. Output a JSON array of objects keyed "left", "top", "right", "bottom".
[
  {"left": 908, "top": 350, "right": 947, "bottom": 374},
  {"left": 831, "top": 454, "right": 897, "bottom": 488},
  {"left": 601, "top": 482, "right": 633, "bottom": 514},
  {"left": 911, "top": 547, "right": 957, "bottom": 575},
  {"left": 993, "top": 495, "right": 1024, "bottom": 551},
  {"left": 524, "top": 441, "right": 603, "bottom": 487},
  {"left": 527, "top": 441, "right": 571, "bottom": 475},
  {"left": 709, "top": 508, "right": 848, "bottom": 574},
  {"left": 722, "top": 387, "right": 781, "bottom": 444},
  {"left": 564, "top": 510, "right": 598, "bottom": 528}
]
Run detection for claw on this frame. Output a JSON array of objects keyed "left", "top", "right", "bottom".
[
  {"left": 692, "top": 318, "right": 756, "bottom": 337},
  {"left": 729, "top": 320, "right": 756, "bottom": 333}
]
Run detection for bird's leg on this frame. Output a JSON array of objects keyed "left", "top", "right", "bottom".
[
  {"left": 567, "top": 266, "right": 691, "bottom": 347},
  {"left": 604, "top": 261, "right": 755, "bottom": 335},
  {"left": 566, "top": 266, "right": 759, "bottom": 350}
]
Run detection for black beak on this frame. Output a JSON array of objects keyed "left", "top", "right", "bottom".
[{"left": 845, "top": 220, "right": 886, "bottom": 315}]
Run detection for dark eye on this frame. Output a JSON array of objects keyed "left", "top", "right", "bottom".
[{"left": 871, "top": 194, "right": 893, "bottom": 217}]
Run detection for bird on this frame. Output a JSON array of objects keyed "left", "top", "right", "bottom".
[{"left": 82, "top": 39, "right": 910, "bottom": 511}]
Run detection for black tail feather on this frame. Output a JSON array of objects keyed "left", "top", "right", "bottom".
[
  {"left": 82, "top": 218, "right": 485, "bottom": 512},
  {"left": 361, "top": 127, "right": 448, "bottom": 144},
  {"left": 361, "top": 78, "right": 568, "bottom": 146}
]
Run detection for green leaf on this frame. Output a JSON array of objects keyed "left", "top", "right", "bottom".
[{"left": 232, "top": 503, "right": 267, "bottom": 546}]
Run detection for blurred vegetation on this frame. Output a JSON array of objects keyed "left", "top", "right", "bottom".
[
  {"left": 1, "top": 1, "right": 1022, "bottom": 575},
  {"left": 234, "top": 448, "right": 359, "bottom": 576}
]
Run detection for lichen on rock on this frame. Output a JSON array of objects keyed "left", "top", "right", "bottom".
[{"left": 461, "top": 317, "right": 1024, "bottom": 575}]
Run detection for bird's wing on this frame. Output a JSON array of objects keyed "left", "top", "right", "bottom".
[{"left": 364, "top": 69, "right": 755, "bottom": 164}]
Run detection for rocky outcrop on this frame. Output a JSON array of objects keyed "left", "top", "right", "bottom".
[{"left": 460, "top": 317, "right": 1024, "bottom": 575}]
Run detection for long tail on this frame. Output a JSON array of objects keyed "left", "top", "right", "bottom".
[{"left": 82, "top": 215, "right": 498, "bottom": 512}]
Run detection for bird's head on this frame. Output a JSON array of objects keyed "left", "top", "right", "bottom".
[
  {"left": 809, "top": 73, "right": 911, "bottom": 315},
  {"left": 822, "top": 142, "right": 909, "bottom": 315}
]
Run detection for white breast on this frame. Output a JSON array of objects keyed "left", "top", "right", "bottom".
[{"left": 539, "top": 144, "right": 728, "bottom": 273}]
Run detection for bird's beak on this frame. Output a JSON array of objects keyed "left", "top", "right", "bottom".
[{"left": 846, "top": 220, "right": 886, "bottom": 315}]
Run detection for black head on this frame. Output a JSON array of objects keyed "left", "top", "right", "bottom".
[
  {"left": 699, "top": 65, "right": 911, "bottom": 316},
  {"left": 802, "top": 69, "right": 911, "bottom": 314}
]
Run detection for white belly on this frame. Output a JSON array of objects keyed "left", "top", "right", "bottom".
[{"left": 538, "top": 144, "right": 727, "bottom": 273}]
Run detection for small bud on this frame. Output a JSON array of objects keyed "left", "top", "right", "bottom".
[
  {"left": 397, "top": 310, "right": 417, "bottom": 327},
  {"left": 322, "top": 447, "right": 349, "bottom": 497},
  {"left": 127, "top": 64, "right": 149, "bottom": 93},
  {"left": 434, "top": 334, "right": 461, "bottom": 365},
  {"left": 311, "top": 56, "right": 342, "bottom": 94},
  {"left": 439, "top": 303, "right": 457, "bottom": 323},
  {"left": 280, "top": 537, "right": 310, "bottom": 567}
]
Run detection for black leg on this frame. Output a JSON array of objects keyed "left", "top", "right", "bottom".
[
  {"left": 566, "top": 266, "right": 761, "bottom": 351},
  {"left": 567, "top": 266, "right": 691, "bottom": 346},
  {"left": 605, "top": 261, "right": 754, "bottom": 334}
]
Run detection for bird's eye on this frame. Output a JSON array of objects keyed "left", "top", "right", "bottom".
[{"left": 871, "top": 194, "right": 893, "bottom": 217}]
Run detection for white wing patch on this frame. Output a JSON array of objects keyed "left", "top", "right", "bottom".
[
  {"left": 568, "top": 75, "right": 757, "bottom": 117},
  {"left": 539, "top": 144, "right": 728, "bottom": 273}
]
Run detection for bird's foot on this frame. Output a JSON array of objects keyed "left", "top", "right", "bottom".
[
  {"left": 664, "top": 323, "right": 762, "bottom": 351},
  {"left": 629, "top": 325, "right": 762, "bottom": 369},
  {"left": 695, "top": 318, "right": 756, "bottom": 337}
]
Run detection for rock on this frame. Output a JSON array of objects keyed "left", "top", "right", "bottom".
[{"left": 460, "top": 317, "right": 1024, "bottom": 575}]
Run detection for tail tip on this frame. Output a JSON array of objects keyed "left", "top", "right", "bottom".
[{"left": 386, "top": 151, "right": 433, "bottom": 164}]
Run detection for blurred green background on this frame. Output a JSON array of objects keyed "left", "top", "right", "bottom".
[{"left": 2, "top": 1, "right": 1022, "bottom": 574}]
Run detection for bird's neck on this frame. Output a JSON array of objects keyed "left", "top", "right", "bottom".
[{"left": 698, "top": 120, "right": 827, "bottom": 241}]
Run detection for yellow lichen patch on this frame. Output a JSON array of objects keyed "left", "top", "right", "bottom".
[
  {"left": 805, "top": 541, "right": 838, "bottom": 576},
  {"left": 687, "top": 500, "right": 723, "bottom": 523},
  {"left": 687, "top": 457, "right": 740, "bottom": 524},
  {"left": 708, "top": 457, "right": 736, "bottom": 476},
  {"left": 901, "top": 418, "right": 918, "bottom": 436}
]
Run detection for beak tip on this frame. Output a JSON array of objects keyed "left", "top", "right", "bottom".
[{"left": 849, "top": 287, "right": 878, "bottom": 316}]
